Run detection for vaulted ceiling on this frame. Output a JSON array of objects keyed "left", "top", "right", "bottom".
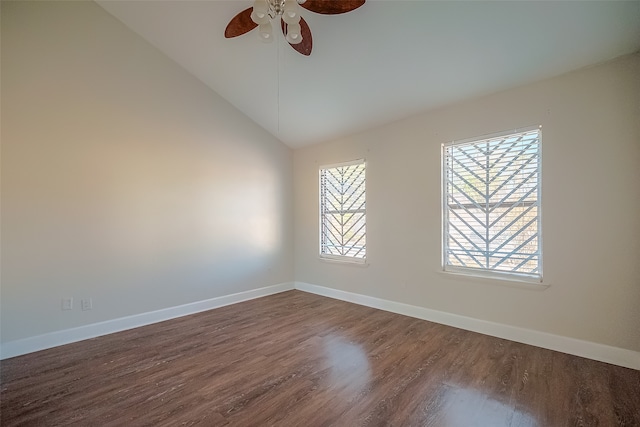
[{"left": 96, "top": 1, "right": 640, "bottom": 148}]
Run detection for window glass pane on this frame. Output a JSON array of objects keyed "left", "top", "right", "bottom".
[
  {"left": 320, "top": 161, "right": 366, "bottom": 260},
  {"left": 443, "top": 129, "right": 541, "bottom": 280}
]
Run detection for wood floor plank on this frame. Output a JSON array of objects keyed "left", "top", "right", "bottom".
[{"left": 1, "top": 290, "right": 639, "bottom": 426}]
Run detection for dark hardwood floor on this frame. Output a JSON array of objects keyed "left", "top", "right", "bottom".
[{"left": 1, "top": 290, "right": 639, "bottom": 426}]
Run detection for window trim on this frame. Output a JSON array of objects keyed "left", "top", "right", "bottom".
[
  {"left": 319, "top": 159, "right": 367, "bottom": 264},
  {"left": 441, "top": 125, "right": 543, "bottom": 284}
]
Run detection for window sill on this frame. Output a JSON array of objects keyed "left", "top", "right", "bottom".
[
  {"left": 319, "top": 256, "right": 369, "bottom": 267},
  {"left": 437, "top": 269, "right": 550, "bottom": 291}
]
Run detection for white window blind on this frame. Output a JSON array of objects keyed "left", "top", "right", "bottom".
[
  {"left": 320, "top": 160, "right": 366, "bottom": 261},
  {"left": 442, "top": 127, "right": 542, "bottom": 281}
]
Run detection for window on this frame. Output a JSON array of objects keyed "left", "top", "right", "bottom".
[
  {"left": 320, "top": 160, "right": 366, "bottom": 262},
  {"left": 442, "top": 127, "right": 542, "bottom": 281}
]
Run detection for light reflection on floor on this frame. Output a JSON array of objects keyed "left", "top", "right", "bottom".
[
  {"left": 437, "top": 385, "right": 538, "bottom": 427},
  {"left": 322, "top": 334, "right": 371, "bottom": 395},
  {"left": 321, "top": 333, "right": 539, "bottom": 426}
]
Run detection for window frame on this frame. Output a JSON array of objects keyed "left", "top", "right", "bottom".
[
  {"left": 441, "top": 126, "right": 543, "bottom": 283},
  {"left": 319, "top": 159, "right": 367, "bottom": 264}
]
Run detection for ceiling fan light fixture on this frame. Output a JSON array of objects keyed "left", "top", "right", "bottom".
[
  {"left": 253, "top": 0, "right": 269, "bottom": 15},
  {"left": 259, "top": 22, "right": 274, "bottom": 43},
  {"left": 282, "top": 12, "right": 300, "bottom": 25},
  {"left": 285, "top": 23, "right": 302, "bottom": 44},
  {"left": 283, "top": 0, "right": 299, "bottom": 19},
  {"left": 226, "top": 0, "right": 365, "bottom": 55},
  {"left": 250, "top": 10, "right": 270, "bottom": 25}
]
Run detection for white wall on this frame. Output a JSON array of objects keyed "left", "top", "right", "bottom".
[
  {"left": 1, "top": 1, "right": 293, "bottom": 344},
  {"left": 293, "top": 53, "right": 640, "bottom": 353}
]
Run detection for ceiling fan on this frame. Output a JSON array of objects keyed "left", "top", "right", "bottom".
[{"left": 225, "top": 0, "right": 366, "bottom": 56}]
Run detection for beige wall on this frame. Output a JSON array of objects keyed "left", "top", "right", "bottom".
[
  {"left": 294, "top": 53, "right": 640, "bottom": 352},
  {"left": 1, "top": 1, "right": 293, "bottom": 343}
]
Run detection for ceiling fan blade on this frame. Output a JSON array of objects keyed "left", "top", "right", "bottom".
[
  {"left": 281, "top": 18, "right": 312, "bottom": 56},
  {"left": 300, "top": 0, "right": 365, "bottom": 15},
  {"left": 224, "top": 8, "right": 258, "bottom": 38}
]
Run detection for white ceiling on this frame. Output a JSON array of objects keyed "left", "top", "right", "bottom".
[{"left": 96, "top": 0, "right": 640, "bottom": 148}]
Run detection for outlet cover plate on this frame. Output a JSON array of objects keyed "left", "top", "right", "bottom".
[
  {"left": 62, "top": 298, "right": 73, "bottom": 310},
  {"left": 81, "top": 298, "right": 93, "bottom": 311}
]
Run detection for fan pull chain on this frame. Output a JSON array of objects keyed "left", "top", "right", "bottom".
[{"left": 277, "top": 32, "right": 280, "bottom": 135}]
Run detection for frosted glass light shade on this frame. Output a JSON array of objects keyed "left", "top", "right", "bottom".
[
  {"left": 250, "top": 10, "right": 270, "bottom": 25},
  {"left": 253, "top": 0, "right": 268, "bottom": 15},
  {"left": 283, "top": 0, "right": 299, "bottom": 20},
  {"left": 285, "top": 22, "right": 302, "bottom": 44},
  {"left": 259, "top": 22, "right": 274, "bottom": 43},
  {"left": 282, "top": 11, "right": 300, "bottom": 25}
]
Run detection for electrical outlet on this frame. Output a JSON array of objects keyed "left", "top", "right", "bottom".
[
  {"left": 81, "top": 298, "right": 93, "bottom": 311},
  {"left": 62, "top": 298, "right": 73, "bottom": 310}
]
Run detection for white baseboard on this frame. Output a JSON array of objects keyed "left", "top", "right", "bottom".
[
  {"left": 294, "top": 282, "right": 640, "bottom": 370},
  {"left": 0, "top": 282, "right": 294, "bottom": 360},
  {"left": 4, "top": 281, "right": 638, "bottom": 370}
]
